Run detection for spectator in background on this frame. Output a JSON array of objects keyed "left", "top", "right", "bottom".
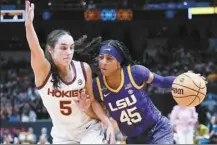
[
  {"left": 0, "top": 133, "right": 3, "bottom": 144},
  {"left": 21, "top": 103, "right": 37, "bottom": 122},
  {"left": 170, "top": 105, "right": 198, "bottom": 144},
  {"left": 37, "top": 134, "right": 50, "bottom": 144},
  {"left": 13, "top": 129, "right": 21, "bottom": 144},
  {"left": 28, "top": 127, "right": 37, "bottom": 143},
  {"left": 201, "top": 93, "right": 217, "bottom": 116},
  {"left": 209, "top": 134, "right": 217, "bottom": 144},
  {"left": 210, "top": 115, "right": 217, "bottom": 136},
  {"left": 18, "top": 130, "right": 35, "bottom": 144},
  {"left": 2, "top": 129, "right": 13, "bottom": 144},
  {"left": 8, "top": 107, "right": 20, "bottom": 122},
  {"left": 206, "top": 29, "right": 217, "bottom": 52},
  {"left": 194, "top": 121, "right": 209, "bottom": 144},
  {"left": 40, "top": 127, "right": 48, "bottom": 139}
]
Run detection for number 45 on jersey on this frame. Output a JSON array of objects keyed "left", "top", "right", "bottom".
[{"left": 108, "top": 94, "right": 142, "bottom": 125}]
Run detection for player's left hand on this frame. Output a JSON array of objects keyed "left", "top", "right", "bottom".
[
  {"left": 25, "top": 0, "right": 35, "bottom": 27},
  {"left": 102, "top": 121, "right": 116, "bottom": 144},
  {"left": 74, "top": 89, "right": 91, "bottom": 111}
]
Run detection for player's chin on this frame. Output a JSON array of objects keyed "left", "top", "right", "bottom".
[
  {"left": 63, "top": 59, "right": 72, "bottom": 64},
  {"left": 100, "top": 70, "right": 109, "bottom": 76}
]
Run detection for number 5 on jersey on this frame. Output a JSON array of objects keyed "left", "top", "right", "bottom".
[
  {"left": 60, "top": 101, "right": 72, "bottom": 116},
  {"left": 120, "top": 106, "right": 142, "bottom": 125}
]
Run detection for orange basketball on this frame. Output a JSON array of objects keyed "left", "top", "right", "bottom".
[{"left": 172, "top": 72, "right": 207, "bottom": 107}]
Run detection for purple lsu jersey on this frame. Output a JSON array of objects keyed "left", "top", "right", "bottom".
[{"left": 93, "top": 65, "right": 163, "bottom": 137}]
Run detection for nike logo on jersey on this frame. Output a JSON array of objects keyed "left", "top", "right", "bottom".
[{"left": 104, "top": 92, "right": 111, "bottom": 97}]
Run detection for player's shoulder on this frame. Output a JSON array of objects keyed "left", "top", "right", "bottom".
[
  {"left": 72, "top": 60, "right": 85, "bottom": 65},
  {"left": 129, "top": 64, "right": 149, "bottom": 73},
  {"left": 72, "top": 60, "right": 91, "bottom": 70},
  {"left": 72, "top": 59, "right": 80, "bottom": 64}
]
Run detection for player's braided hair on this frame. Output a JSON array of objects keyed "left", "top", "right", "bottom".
[
  {"left": 74, "top": 36, "right": 133, "bottom": 66},
  {"left": 74, "top": 35, "right": 102, "bottom": 55},
  {"left": 45, "top": 29, "right": 71, "bottom": 89},
  {"left": 74, "top": 35, "right": 102, "bottom": 76}
]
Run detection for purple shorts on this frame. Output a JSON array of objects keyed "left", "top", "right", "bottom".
[{"left": 126, "top": 117, "right": 174, "bottom": 144}]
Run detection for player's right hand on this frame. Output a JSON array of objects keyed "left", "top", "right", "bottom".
[
  {"left": 25, "top": 0, "right": 35, "bottom": 27},
  {"left": 74, "top": 89, "right": 91, "bottom": 111},
  {"left": 187, "top": 71, "right": 208, "bottom": 84}
]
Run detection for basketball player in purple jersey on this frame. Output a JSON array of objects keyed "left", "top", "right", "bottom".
[{"left": 91, "top": 40, "right": 176, "bottom": 144}]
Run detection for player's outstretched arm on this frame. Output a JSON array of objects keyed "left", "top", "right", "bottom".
[
  {"left": 131, "top": 65, "right": 176, "bottom": 88},
  {"left": 25, "top": 1, "right": 50, "bottom": 86},
  {"left": 131, "top": 65, "right": 207, "bottom": 89}
]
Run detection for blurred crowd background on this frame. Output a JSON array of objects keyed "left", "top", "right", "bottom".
[{"left": 1, "top": 0, "right": 217, "bottom": 144}]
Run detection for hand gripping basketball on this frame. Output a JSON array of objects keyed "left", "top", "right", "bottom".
[{"left": 172, "top": 72, "right": 207, "bottom": 107}]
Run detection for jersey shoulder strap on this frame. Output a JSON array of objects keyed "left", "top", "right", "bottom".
[
  {"left": 96, "top": 76, "right": 104, "bottom": 102},
  {"left": 127, "top": 65, "right": 145, "bottom": 89}
]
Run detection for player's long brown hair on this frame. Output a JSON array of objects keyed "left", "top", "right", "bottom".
[{"left": 45, "top": 29, "right": 71, "bottom": 89}]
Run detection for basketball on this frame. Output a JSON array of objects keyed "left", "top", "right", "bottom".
[{"left": 172, "top": 72, "right": 207, "bottom": 107}]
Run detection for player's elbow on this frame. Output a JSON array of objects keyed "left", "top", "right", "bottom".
[{"left": 151, "top": 74, "right": 175, "bottom": 88}]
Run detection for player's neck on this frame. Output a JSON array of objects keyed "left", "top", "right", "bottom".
[
  {"left": 57, "top": 64, "right": 71, "bottom": 77},
  {"left": 105, "top": 68, "right": 122, "bottom": 89}
]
